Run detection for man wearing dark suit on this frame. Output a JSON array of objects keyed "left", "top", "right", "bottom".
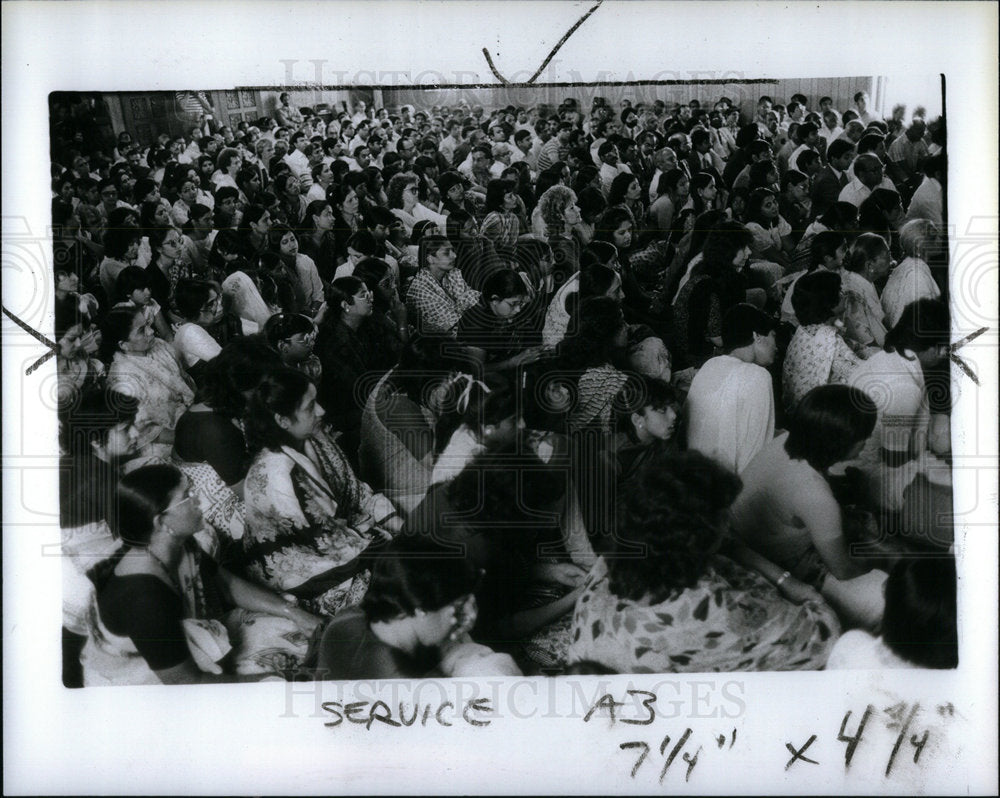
[
  {"left": 810, "top": 139, "right": 855, "bottom": 218},
  {"left": 686, "top": 128, "right": 713, "bottom": 173}
]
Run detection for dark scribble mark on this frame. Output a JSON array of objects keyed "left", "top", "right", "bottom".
[
  {"left": 2, "top": 304, "right": 58, "bottom": 374},
  {"left": 950, "top": 326, "right": 988, "bottom": 385},
  {"left": 482, "top": 0, "right": 605, "bottom": 85}
]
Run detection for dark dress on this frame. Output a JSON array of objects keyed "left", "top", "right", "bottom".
[
  {"left": 407, "top": 448, "right": 567, "bottom": 647},
  {"left": 173, "top": 409, "right": 250, "bottom": 485},
  {"left": 96, "top": 546, "right": 224, "bottom": 672},
  {"left": 299, "top": 231, "right": 339, "bottom": 283},
  {"left": 456, "top": 298, "right": 526, "bottom": 365},
  {"left": 315, "top": 317, "right": 401, "bottom": 465}
]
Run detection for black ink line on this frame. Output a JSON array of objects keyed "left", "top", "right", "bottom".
[
  {"left": 785, "top": 735, "right": 819, "bottom": 770},
  {"left": 2, "top": 304, "right": 58, "bottom": 375},
  {"left": 885, "top": 703, "right": 920, "bottom": 777},
  {"left": 682, "top": 746, "right": 701, "bottom": 782},
  {"left": 620, "top": 741, "right": 650, "bottom": 779},
  {"left": 660, "top": 728, "right": 692, "bottom": 783},
  {"left": 838, "top": 705, "right": 874, "bottom": 769},
  {"left": 240, "top": 78, "right": 779, "bottom": 92},
  {"left": 910, "top": 730, "right": 929, "bottom": 765},
  {"left": 482, "top": 0, "right": 605, "bottom": 85},
  {"left": 950, "top": 326, "right": 989, "bottom": 386}
]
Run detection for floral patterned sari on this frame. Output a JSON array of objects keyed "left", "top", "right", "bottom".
[
  {"left": 243, "top": 425, "right": 397, "bottom": 617},
  {"left": 567, "top": 556, "right": 840, "bottom": 673}
]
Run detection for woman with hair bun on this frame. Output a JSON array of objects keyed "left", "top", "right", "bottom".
[
  {"left": 840, "top": 232, "right": 893, "bottom": 349},
  {"left": 781, "top": 269, "right": 863, "bottom": 413},
  {"left": 81, "top": 463, "right": 321, "bottom": 685}
]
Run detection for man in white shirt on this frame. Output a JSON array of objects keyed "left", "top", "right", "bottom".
[
  {"left": 597, "top": 141, "right": 630, "bottom": 196},
  {"left": 887, "top": 119, "right": 929, "bottom": 194},
  {"left": 838, "top": 153, "right": 884, "bottom": 207},
  {"left": 685, "top": 304, "right": 778, "bottom": 475},
  {"left": 905, "top": 155, "right": 944, "bottom": 227},
  {"left": 283, "top": 131, "right": 312, "bottom": 180},
  {"left": 510, "top": 129, "right": 533, "bottom": 166},
  {"left": 346, "top": 120, "right": 370, "bottom": 153},
  {"left": 439, "top": 119, "right": 461, "bottom": 165}
]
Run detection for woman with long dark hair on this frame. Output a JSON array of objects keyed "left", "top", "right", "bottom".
[
  {"left": 671, "top": 220, "right": 753, "bottom": 368},
  {"left": 480, "top": 179, "right": 520, "bottom": 267},
  {"left": 327, "top": 182, "right": 365, "bottom": 265},
  {"left": 315, "top": 276, "right": 401, "bottom": 461},
  {"left": 268, "top": 222, "right": 325, "bottom": 314},
  {"left": 298, "top": 199, "right": 339, "bottom": 282},
  {"left": 606, "top": 172, "right": 643, "bottom": 224}
]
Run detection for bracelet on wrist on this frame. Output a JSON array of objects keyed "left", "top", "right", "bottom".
[{"left": 776, "top": 571, "right": 791, "bottom": 588}]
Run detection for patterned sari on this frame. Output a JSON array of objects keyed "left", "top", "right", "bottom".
[
  {"left": 568, "top": 556, "right": 840, "bottom": 673},
  {"left": 76, "top": 532, "right": 311, "bottom": 685},
  {"left": 106, "top": 339, "right": 195, "bottom": 453},
  {"left": 243, "top": 425, "right": 397, "bottom": 617}
]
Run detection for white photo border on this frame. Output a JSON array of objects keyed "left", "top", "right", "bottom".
[{"left": 3, "top": 1, "right": 997, "bottom": 794}]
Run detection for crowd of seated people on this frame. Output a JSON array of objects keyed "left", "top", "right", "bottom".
[{"left": 51, "top": 90, "right": 956, "bottom": 685}]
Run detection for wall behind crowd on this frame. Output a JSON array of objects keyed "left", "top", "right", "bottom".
[
  {"left": 382, "top": 76, "right": 875, "bottom": 118},
  {"left": 90, "top": 76, "right": 878, "bottom": 146}
]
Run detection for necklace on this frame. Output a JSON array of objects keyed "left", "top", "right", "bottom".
[{"left": 146, "top": 547, "right": 180, "bottom": 588}]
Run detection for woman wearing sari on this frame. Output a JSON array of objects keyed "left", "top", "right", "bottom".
[
  {"left": 101, "top": 305, "right": 195, "bottom": 458},
  {"left": 358, "top": 337, "right": 473, "bottom": 517},
  {"left": 81, "top": 463, "right": 321, "bottom": 685},
  {"left": 569, "top": 450, "right": 841, "bottom": 673},
  {"left": 782, "top": 270, "right": 863, "bottom": 414},
  {"left": 242, "top": 368, "right": 402, "bottom": 617},
  {"left": 841, "top": 233, "right": 893, "bottom": 350}
]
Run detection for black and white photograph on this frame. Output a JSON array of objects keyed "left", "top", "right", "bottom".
[{"left": 3, "top": 1, "right": 997, "bottom": 794}]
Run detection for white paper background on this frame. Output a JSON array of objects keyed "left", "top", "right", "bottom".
[{"left": 3, "top": 1, "right": 997, "bottom": 794}]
